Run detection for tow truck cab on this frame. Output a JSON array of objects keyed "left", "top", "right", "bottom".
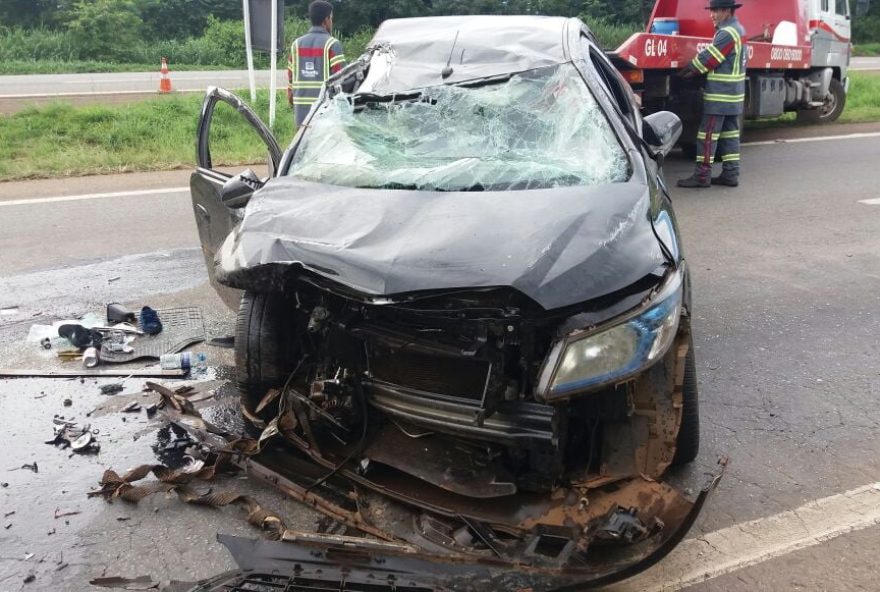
[{"left": 613, "top": 0, "right": 867, "bottom": 146}]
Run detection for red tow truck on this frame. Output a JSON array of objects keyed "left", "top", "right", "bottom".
[{"left": 611, "top": 0, "right": 867, "bottom": 150}]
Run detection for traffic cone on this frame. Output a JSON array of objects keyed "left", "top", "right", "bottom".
[{"left": 158, "top": 57, "right": 172, "bottom": 93}]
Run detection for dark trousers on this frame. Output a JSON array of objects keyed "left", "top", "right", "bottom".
[{"left": 694, "top": 113, "right": 741, "bottom": 180}]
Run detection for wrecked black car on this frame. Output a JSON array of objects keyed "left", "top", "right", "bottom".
[{"left": 190, "top": 14, "right": 712, "bottom": 590}]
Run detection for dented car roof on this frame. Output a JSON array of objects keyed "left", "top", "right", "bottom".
[{"left": 360, "top": 15, "right": 575, "bottom": 94}]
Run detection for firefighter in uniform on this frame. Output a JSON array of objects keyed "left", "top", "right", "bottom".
[
  {"left": 678, "top": 0, "right": 747, "bottom": 188},
  {"left": 288, "top": 1, "right": 346, "bottom": 127}
]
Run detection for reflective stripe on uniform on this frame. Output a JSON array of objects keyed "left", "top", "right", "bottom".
[
  {"left": 697, "top": 131, "right": 721, "bottom": 140},
  {"left": 293, "top": 39, "right": 300, "bottom": 82},
  {"left": 708, "top": 72, "right": 746, "bottom": 82},
  {"left": 705, "top": 93, "right": 746, "bottom": 102},
  {"left": 707, "top": 44, "right": 725, "bottom": 63},
  {"left": 692, "top": 57, "right": 709, "bottom": 74},
  {"left": 322, "top": 37, "right": 336, "bottom": 79},
  {"left": 721, "top": 153, "right": 741, "bottom": 161},
  {"left": 722, "top": 26, "right": 743, "bottom": 76},
  {"left": 719, "top": 130, "right": 740, "bottom": 139},
  {"left": 329, "top": 55, "right": 346, "bottom": 68}
]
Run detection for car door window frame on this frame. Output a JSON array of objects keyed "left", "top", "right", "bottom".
[{"left": 582, "top": 36, "right": 635, "bottom": 124}]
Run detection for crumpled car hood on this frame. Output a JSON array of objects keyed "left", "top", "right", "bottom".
[{"left": 216, "top": 177, "right": 665, "bottom": 310}]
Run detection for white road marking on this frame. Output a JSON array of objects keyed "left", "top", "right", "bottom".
[
  {"left": 610, "top": 481, "right": 880, "bottom": 591},
  {"left": 742, "top": 131, "right": 880, "bottom": 147},
  {"left": 859, "top": 198, "right": 880, "bottom": 205},
  {"left": 0, "top": 187, "right": 188, "bottom": 207}
]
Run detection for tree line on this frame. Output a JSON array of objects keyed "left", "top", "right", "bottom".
[
  {"left": 1, "top": 0, "right": 877, "bottom": 45},
  {"left": 0, "top": 0, "right": 653, "bottom": 38}
]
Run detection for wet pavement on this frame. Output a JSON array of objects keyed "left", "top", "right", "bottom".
[{"left": 0, "top": 274, "right": 326, "bottom": 591}]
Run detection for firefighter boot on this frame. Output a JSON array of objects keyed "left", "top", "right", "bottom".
[
  {"left": 677, "top": 166, "right": 711, "bottom": 188},
  {"left": 711, "top": 173, "right": 739, "bottom": 187}
]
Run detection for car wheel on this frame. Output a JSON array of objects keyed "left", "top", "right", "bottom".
[
  {"left": 235, "top": 291, "right": 296, "bottom": 422},
  {"left": 672, "top": 341, "right": 700, "bottom": 465},
  {"left": 796, "top": 78, "right": 846, "bottom": 124}
]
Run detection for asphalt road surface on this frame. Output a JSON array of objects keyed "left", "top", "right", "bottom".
[
  {"left": 0, "top": 70, "right": 289, "bottom": 113},
  {"left": 1, "top": 125, "right": 880, "bottom": 591}
]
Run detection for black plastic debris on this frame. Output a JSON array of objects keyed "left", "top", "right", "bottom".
[
  {"left": 107, "top": 303, "right": 137, "bottom": 325},
  {"left": 100, "top": 384, "right": 124, "bottom": 396},
  {"left": 46, "top": 419, "right": 100, "bottom": 454},
  {"left": 58, "top": 324, "right": 101, "bottom": 348}
]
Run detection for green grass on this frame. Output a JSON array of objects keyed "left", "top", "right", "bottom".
[
  {"left": 0, "top": 20, "right": 373, "bottom": 75},
  {"left": 844, "top": 72, "right": 880, "bottom": 121},
  {"left": 1, "top": 60, "right": 233, "bottom": 74},
  {"left": 583, "top": 17, "right": 641, "bottom": 50},
  {"left": 853, "top": 43, "right": 880, "bottom": 57},
  {"left": 748, "top": 72, "right": 880, "bottom": 128},
  {"left": 1, "top": 73, "right": 878, "bottom": 183},
  {"left": 0, "top": 90, "right": 294, "bottom": 181}
]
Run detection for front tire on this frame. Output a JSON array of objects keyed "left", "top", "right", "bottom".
[
  {"left": 235, "top": 291, "right": 296, "bottom": 421},
  {"left": 672, "top": 342, "right": 700, "bottom": 465},
  {"left": 796, "top": 78, "right": 846, "bottom": 124}
]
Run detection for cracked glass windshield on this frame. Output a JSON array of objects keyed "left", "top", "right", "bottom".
[{"left": 288, "top": 63, "right": 629, "bottom": 191}]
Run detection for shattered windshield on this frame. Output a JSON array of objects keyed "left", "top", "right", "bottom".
[{"left": 287, "top": 63, "right": 630, "bottom": 191}]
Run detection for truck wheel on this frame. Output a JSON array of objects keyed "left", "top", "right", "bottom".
[
  {"left": 796, "top": 78, "right": 846, "bottom": 124},
  {"left": 672, "top": 341, "right": 700, "bottom": 465},
  {"left": 235, "top": 291, "right": 297, "bottom": 422}
]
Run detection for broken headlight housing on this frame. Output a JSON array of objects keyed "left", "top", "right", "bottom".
[{"left": 538, "top": 270, "right": 683, "bottom": 401}]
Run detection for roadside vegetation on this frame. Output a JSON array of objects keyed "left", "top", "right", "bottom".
[
  {"left": 2, "top": 0, "right": 875, "bottom": 74},
  {"left": 2, "top": 72, "right": 878, "bottom": 183},
  {"left": 853, "top": 42, "right": 880, "bottom": 56},
  {"left": 0, "top": 90, "right": 292, "bottom": 181}
]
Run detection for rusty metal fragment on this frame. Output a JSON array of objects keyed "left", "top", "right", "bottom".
[{"left": 88, "top": 455, "right": 288, "bottom": 540}]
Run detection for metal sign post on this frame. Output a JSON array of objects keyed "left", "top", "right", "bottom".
[
  {"left": 242, "top": 0, "right": 257, "bottom": 102},
  {"left": 269, "top": 0, "right": 278, "bottom": 128}
]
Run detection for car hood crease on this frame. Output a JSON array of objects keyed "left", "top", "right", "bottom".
[{"left": 218, "top": 177, "right": 665, "bottom": 309}]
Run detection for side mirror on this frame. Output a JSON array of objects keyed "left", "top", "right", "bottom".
[
  {"left": 221, "top": 169, "right": 264, "bottom": 209},
  {"left": 856, "top": 0, "right": 870, "bottom": 17},
  {"left": 643, "top": 111, "right": 683, "bottom": 157}
]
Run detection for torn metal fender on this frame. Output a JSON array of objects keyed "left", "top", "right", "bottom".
[{"left": 212, "top": 473, "right": 722, "bottom": 592}]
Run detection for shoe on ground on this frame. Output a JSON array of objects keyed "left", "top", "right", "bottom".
[
  {"left": 140, "top": 306, "right": 163, "bottom": 336},
  {"left": 677, "top": 175, "right": 710, "bottom": 188},
  {"left": 711, "top": 175, "right": 739, "bottom": 187}
]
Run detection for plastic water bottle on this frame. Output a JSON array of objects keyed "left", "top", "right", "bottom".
[{"left": 160, "top": 352, "right": 207, "bottom": 372}]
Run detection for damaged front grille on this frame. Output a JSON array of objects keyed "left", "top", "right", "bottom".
[{"left": 367, "top": 349, "right": 490, "bottom": 402}]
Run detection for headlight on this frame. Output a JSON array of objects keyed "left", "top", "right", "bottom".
[{"left": 538, "top": 271, "right": 683, "bottom": 401}]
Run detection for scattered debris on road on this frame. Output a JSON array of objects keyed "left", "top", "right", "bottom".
[
  {"left": 54, "top": 508, "right": 81, "bottom": 519},
  {"left": 100, "top": 383, "right": 124, "bottom": 395},
  {"left": 1, "top": 369, "right": 188, "bottom": 378},
  {"left": 46, "top": 418, "right": 100, "bottom": 454},
  {"left": 90, "top": 575, "right": 160, "bottom": 590}
]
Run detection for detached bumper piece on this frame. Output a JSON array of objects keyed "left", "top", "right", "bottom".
[
  {"left": 217, "top": 443, "right": 721, "bottom": 592},
  {"left": 186, "top": 465, "right": 715, "bottom": 592}
]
